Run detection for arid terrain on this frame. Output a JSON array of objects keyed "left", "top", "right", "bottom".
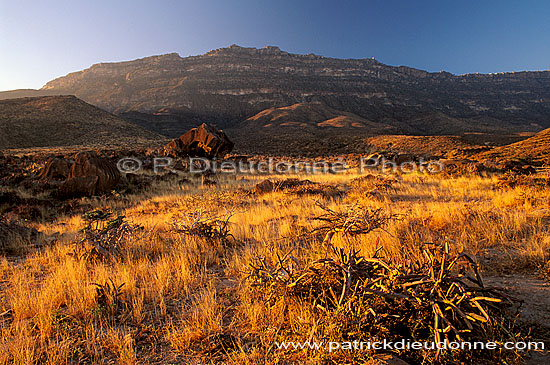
[
  {"left": 1, "top": 125, "right": 550, "bottom": 364},
  {"left": 1, "top": 45, "right": 550, "bottom": 365}
]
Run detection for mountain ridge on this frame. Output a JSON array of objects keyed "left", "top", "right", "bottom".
[{"left": 2, "top": 45, "right": 549, "bottom": 136}]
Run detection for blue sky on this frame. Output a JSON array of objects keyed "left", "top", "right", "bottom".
[{"left": 1, "top": 0, "right": 549, "bottom": 91}]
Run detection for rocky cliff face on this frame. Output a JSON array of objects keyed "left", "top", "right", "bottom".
[{"left": 15, "top": 45, "right": 550, "bottom": 133}]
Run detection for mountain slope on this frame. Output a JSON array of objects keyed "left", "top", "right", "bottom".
[
  {"left": 366, "top": 135, "right": 481, "bottom": 157},
  {"left": 0, "top": 96, "right": 166, "bottom": 149},
  {"left": 228, "top": 102, "right": 397, "bottom": 155},
  {"left": 241, "top": 102, "right": 396, "bottom": 131},
  {"left": 2, "top": 45, "right": 548, "bottom": 134},
  {"left": 0, "top": 89, "right": 59, "bottom": 100},
  {"left": 475, "top": 128, "right": 550, "bottom": 164}
]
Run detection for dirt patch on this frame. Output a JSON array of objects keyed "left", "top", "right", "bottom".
[
  {"left": 484, "top": 274, "right": 550, "bottom": 327},
  {"left": 484, "top": 275, "right": 550, "bottom": 364}
]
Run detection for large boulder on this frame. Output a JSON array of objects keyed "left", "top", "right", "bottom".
[
  {"left": 163, "top": 123, "right": 234, "bottom": 159},
  {"left": 60, "top": 151, "right": 120, "bottom": 197},
  {"left": 39, "top": 157, "right": 72, "bottom": 180}
]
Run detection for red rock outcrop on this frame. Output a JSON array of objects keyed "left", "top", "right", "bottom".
[
  {"left": 39, "top": 158, "right": 72, "bottom": 180},
  {"left": 163, "top": 123, "right": 234, "bottom": 159},
  {"left": 60, "top": 151, "right": 120, "bottom": 197}
]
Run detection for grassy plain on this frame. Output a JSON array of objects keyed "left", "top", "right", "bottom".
[{"left": 1, "top": 168, "right": 549, "bottom": 364}]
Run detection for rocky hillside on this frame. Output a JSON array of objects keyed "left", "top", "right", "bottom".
[
  {"left": 365, "top": 135, "right": 483, "bottom": 158},
  {"left": 0, "top": 96, "right": 166, "bottom": 149},
  {"left": 2, "top": 45, "right": 549, "bottom": 136},
  {"left": 240, "top": 102, "right": 396, "bottom": 131},
  {"left": 475, "top": 128, "right": 550, "bottom": 164},
  {"left": 226, "top": 102, "right": 397, "bottom": 155}
]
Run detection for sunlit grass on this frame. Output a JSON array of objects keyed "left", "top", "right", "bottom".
[{"left": 0, "top": 170, "right": 549, "bottom": 363}]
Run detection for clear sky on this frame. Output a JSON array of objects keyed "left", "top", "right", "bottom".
[{"left": 1, "top": 0, "right": 549, "bottom": 91}]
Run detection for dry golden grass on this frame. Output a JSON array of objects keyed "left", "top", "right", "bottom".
[{"left": 1, "top": 170, "right": 549, "bottom": 363}]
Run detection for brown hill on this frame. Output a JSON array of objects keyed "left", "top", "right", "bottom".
[
  {"left": 0, "top": 89, "right": 59, "bottom": 100},
  {"left": 227, "top": 102, "right": 396, "bottom": 155},
  {"left": 475, "top": 128, "right": 550, "bottom": 164},
  {"left": 365, "top": 135, "right": 482, "bottom": 158},
  {"left": 0, "top": 96, "right": 166, "bottom": 150},
  {"left": 241, "top": 102, "right": 396, "bottom": 132},
  {"left": 391, "top": 112, "right": 523, "bottom": 135}
]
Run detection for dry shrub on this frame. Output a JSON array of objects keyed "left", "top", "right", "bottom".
[
  {"left": 70, "top": 209, "right": 143, "bottom": 262},
  {"left": 312, "top": 201, "right": 398, "bottom": 245},
  {"left": 172, "top": 208, "right": 237, "bottom": 244},
  {"left": 93, "top": 279, "right": 126, "bottom": 317},
  {"left": 247, "top": 243, "right": 521, "bottom": 364},
  {"left": 494, "top": 174, "right": 528, "bottom": 189}
]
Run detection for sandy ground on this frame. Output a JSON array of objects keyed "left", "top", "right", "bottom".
[{"left": 485, "top": 274, "right": 550, "bottom": 364}]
